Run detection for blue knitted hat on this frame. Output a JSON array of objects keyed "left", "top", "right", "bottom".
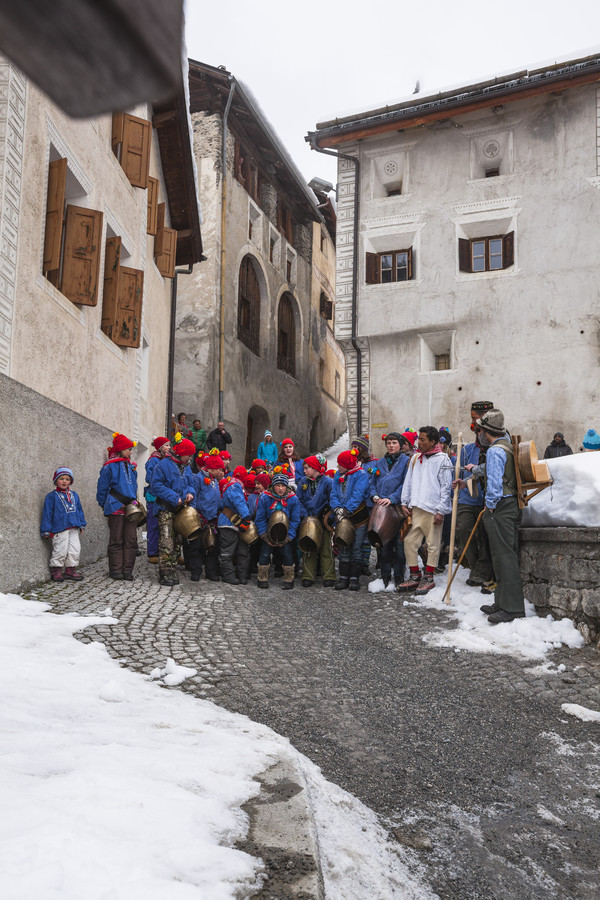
[
  {"left": 53, "top": 467, "right": 74, "bottom": 484},
  {"left": 271, "top": 472, "right": 289, "bottom": 488},
  {"left": 582, "top": 429, "right": 600, "bottom": 450}
]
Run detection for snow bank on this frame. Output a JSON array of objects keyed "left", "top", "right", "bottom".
[
  {"left": 523, "top": 452, "right": 600, "bottom": 527},
  {"left": 369, "top": 569, "right": 584, "bottom": 660},
  {"left": 0, "top": 592, "right": 433, "bottom": 899}
]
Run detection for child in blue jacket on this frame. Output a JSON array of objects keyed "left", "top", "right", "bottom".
[
  {"left": 330, "top": 449, "right": 370, "bottom": 591},
  {"left": 184, "top": 454, "right": 224, "bottom": 582},
  {"left": 296, "top": 455, "right": 335, "bottom": 587},
  {"left": 150, "top": 438, "right": 196, "bottom": 586},
  {"left": 41, "top": 467, "right": 86, "bottom": 582},
  {"left": 96, "top": 433, "right": 139, "bottom": 581},
  {"left": 217, "top": 467, "right": 252, "bottom": 585},
  {"left": 255, "top": 471, "right": 301, "bottom": 590},
  {"left": 368, "top": 432, "right": 410, "bottom": 586},
  {"left": 144, "top": 436, "right": 171, "bottom": 562}
]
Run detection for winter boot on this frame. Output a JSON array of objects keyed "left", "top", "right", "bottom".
[
  {"left": 480, "top": 601, "right": 500, "bottom": 615},
  {"left": 50, "top": 567, "right": 64, "bottom": 582},
  {"left": 348, "top": 562, "right": 361, "bottom": 592},
  {"left": 396, "top": 568, "right": 422, "bottom": 593},
  {"left": 415, "top": 569, "right": 436, "bottom": 595},
  {"left": 281, "top": 565, "right": 295, "bottom": 590},
  {"left": 64, "top": 567, "right": 83, "bottom": 581},
  {"left": 335, "top": 561, "right": 350, "bottom": 591},
  {"left": 257, "top": 564, "right": 270, "bottom": 589},
  {"left": 220, "top": 559, "right": 240, "bottom": 585}
]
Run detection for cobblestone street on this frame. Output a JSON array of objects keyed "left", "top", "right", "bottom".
[{"left": 30, "top": 557, "right": 600, "bottom": 899}]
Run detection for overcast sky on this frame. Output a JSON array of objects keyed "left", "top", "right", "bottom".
[{"left": 185, "top": 0, "right": 600, "bottom": 186}]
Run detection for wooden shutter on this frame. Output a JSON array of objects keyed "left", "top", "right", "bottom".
[
  {"left": 121, "top": 113, "right": 151, "bottom": 188},
  {"left": 154, "top": 202, "right": 166, "bottom": 255},
  {"left": 43, "top": 158, "right": 67, "bottom": 273},
  {"left": 61, "top": 205, "right": 103, "bottom": 306},
  {"left": 147, "top": 177, "right": 159, "bottom": 235},
  {"left": 101, "top": 236, "right": 121, "bottom": 339},
  {"left": 503, "top": 231, "right": 514, "bottom": 269},
  {"left": 155, "top": 227, "right": 176, "bottom": 278},
  {"left": 407, "top": 247, "right": 414, "bottom": 280},
  {"left": 112, "top": 112, "right": 124, "bottom": 154},
  {"left": 458, "top": 238, "right": 471, "bottom": 273},
  {"left": 365, "top": 251, "right": 379, "bottom": 284},
  {"left": 113, "top": 266, "right": 144, "bottom": 348}
]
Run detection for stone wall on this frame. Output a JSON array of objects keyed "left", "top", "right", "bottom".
[{"left": 519, "top": 527, "right": 600, "bottom": 646}]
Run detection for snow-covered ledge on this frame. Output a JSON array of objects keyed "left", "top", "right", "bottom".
[{"left": 519, "top": 527, "right": 600, "bottom": 647}]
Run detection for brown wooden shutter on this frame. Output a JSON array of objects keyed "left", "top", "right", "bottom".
[
  {"left": 61, "top": 205, "right": 103, "bottom": 306},
  {"left": 113, "top": 267, "right": 144, "bottom": 348},
  {"left": 112, "top": 112, "right": 124, "bottom": 154},
  {"left": 458, "top": 238, "right": 471, "bottom": 273},
  {"left": 154, "top": 202, "right": 166, "bottom": 255},
  {"left": 365, "top": 251, "right": 379, "bottom": 284},
  {"left": 121, "top": 113, "right": 151, "bottom": 188},
  {"left": 101, "top": 236, "right": 121, "bottom": 339},
  {"left": 503, "top": 231, "right": 514, "bottom": 269},
  {"left": 155, "top": 227, "right": 176, "bottom": 278},
  {"left": 43, "top": 158, "right": 67, "bottom": 273},
  {"left": 407, "top": 247, "right": 414, "bottom": 280},
  {"left": 147, "top": 177, "right": 159, "bottom": 235}
]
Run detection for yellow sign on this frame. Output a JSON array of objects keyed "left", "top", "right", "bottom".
[{"left": 371, "top": 423, "right": 388, "bottom": 428}]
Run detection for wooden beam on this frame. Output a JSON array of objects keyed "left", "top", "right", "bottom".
[{"left": 152, "top": 109, "right": 178, "bottom": 128}]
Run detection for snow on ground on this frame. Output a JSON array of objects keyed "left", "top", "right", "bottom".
[
  {"left": 323, "top": 429, "right": 349, "bottom": 470},
  {"left": 0, "top": 592, "right": 433, "bottom": 899},
  {"left": 561, "top": 703, "right": 600, "bottom": 723},
  {"left": 370, "top": 568, "right": 584, "bottom": 660},
  {"left": 523, "top": 452, "right": 600, "bottom": 527}
]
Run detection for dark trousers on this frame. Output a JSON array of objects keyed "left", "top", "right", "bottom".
[
  {"left": 184, "top": 534, "right": 220, "bottom": 579},
  {"left": 146, "top": 500, "right": 159, "bottom": 556},
  {"left": 107, "top": 514, "right": 138, "bottom": 575},
  {"left": 483, "top": 497, "right": 524, "bottom": 613},
  {"left": 380, "top": 534, "right": 406, "bottom": 581},
  {"left": 456, "top": 504, "right": 494, "bottom": 582},
  {"left": 219, "top": 527, "right": 249, "bottom": 579},
  {"left": 259, "top": 540, "right": 294, "bottom": 567},
  {"left": 338, "top": 523, "right": 368, "bottom": 565}
]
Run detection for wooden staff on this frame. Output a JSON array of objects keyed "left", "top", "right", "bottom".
[
  {"left": 445, "top": 432, "right": 463, "bottom": 605},
  {"left": 442, "top": 507, "right": 485, "bottom": 604}
]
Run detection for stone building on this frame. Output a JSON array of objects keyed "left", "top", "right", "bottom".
[
  {"left": 307, "top": 51, "right": 600, "bottom": 449},
  {"left": 173, "top": 60, "right": 346, "bottom": 465},
  {"left": 0, "top": 56, "right": 202, "bottom": 591}
]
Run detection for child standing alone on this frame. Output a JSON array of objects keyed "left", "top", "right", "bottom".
[{"left": 41, "top": 467, "right": 86, "bottom": 582}]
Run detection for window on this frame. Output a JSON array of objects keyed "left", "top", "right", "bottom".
[
  {"left": 112, "top": 112, "right": 151, "bottom": 189},
  {"left": 320, "top": 228, "right": 327, "bottom": 255},
  {"left": 234, "top": 140, "right": 261, "bottom": 203},
  {"left": 459, "top": 233, "right": 514, "bottom": 273},
  {"left": 101, "top": 235, "right": 144, "bottom": 348},
  {"left": 277, "top": 199, "right": 294, "bottom": 244},
  {"left": 42, "top": 157, "right": 103, "bottom": 306},
  {"left": 485, "top": 168, "right": 500, "bottom": 178},
  {"left": 286, "top": 259, "right": 292, "bottom": 282},
  {"left": 420, "top": 331, "right": 455, "bottom": 373},
  {"left": 365, "top": 248, "right": 414, "bottom": 284},
  {"left": 277, "top": 293, "right": 296, "bottom": 377},
  {"left": 320, "top": 292, "right": 333, "bottom": 321},
  {"left": 335, "top": 371, "right": 341, "bottom": 403},
  {"left": 319, "top": 359, "right": 325, "bottom": 385},
  {"left": 269, "top": 237, "right": 275, "bottom": 263},
  {"left": 238, "top": 255, "right": 261, "bottom": 355},
  {"left": 435, "top": 353, "right": 450, "bottom": 371},
  {"left": 279, "top": 413, "right": 286, "bottom": 431}
]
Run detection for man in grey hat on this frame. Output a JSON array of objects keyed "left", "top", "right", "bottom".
[{"left": 459, "top": 408, "right": 525, "bottom": 624}]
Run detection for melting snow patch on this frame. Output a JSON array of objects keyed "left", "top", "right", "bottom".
[
  {"left": 537, "top": 805, "right": 566, "bottom": 826},
  {"left": 368, "top": 577, "right": 396, "bottom": 593},
  {"left": 149, "top": 657, "right": 197, "bottom": 686},
  {"left": 416, "top": 569, "right": 584, "bottom": 660},
  {"left": 561, "top": 703, "right": 600, "bottom": 723}
]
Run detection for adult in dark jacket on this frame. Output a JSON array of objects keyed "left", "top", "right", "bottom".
[
  {"left": 206, "top": 421, "right": 233, "bottom": 452},
  {"left": 543, "top": 432, "right": 573, "bottom": 459}
]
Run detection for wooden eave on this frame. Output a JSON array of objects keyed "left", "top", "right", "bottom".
[
  {"left": 309, "top": 56, "right": 600, "bottom": 148},
  {"left": 188, "top": 60, "right": 321, "bottom": 225},
  {"left": 152, "top": 86, "right": 203, "bottom": 267}
]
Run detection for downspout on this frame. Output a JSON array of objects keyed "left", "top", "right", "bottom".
[
  {"left": 167, "top": 264, "right": 193, "bottom": 432},
  {"left": 306, "top": 139, "right": 362, "bottom": 435},
  {"left": 218, "top": 76, "right": 236, "bottom": 422}
]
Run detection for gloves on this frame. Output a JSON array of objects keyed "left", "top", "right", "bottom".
[
  {"left": 239, "top": 517, "right": 251, "bottom": 531},
  {"left": 334, "top": 507, "right": 345, "bottom": 522}
]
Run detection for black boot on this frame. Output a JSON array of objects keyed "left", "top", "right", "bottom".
[
  {"left": 348, "top": 562, "right": 361, "bottom": 591},
  {"left": 335, "top": 561, "right": 350, "bottom": 590}
]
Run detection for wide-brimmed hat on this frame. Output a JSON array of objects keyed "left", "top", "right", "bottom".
[{"left": 476, "top": 409, "right": 506, "bottom": 437}]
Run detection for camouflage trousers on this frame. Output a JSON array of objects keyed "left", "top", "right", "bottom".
[{"left": 158, "top": 509, "right": 181, "bottom": 576}]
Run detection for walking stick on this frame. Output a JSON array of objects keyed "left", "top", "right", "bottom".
[
  {"left": 442, "top": 507, "right": 485, "bottom": 604},
  {"left": 445, "top": 432, "right": 463, "bottom": 605}
]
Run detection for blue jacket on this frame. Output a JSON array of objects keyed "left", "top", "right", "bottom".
[
  {"left": 247, "top": 492, "right": 260, "bottom": 518},
  {"left": 459, "top": 443, "right": 484, "bottom": 507},
  {"left": 297, "top": 474, "right": 332, "bottom": 517},
  {"left": 150, "top": 456, "right": 195, "bottom": 512},
  {"left": 96, "top": 459, "right": 139, "bottom": 516},
  {"left": 144, "top": 452, "right": 162, "bottom": 501},
  {"left": 217, "top": 480, "right": 250, "bottom": 528},
  {"left": 191, "top": 474, "right": 222, "bottom": 521},
  {"left": 41, "top": 489, "right": 86, "bottom": 535},
  {"left": 257, "top": 440, "right": 278, "bottom": 465},
  {"left": 330, "top": 468, "right": 370, "bottom": 514},
  {"left": 368, "top": 454, "right": 409, "bottom": 506},
  {"left": 255, "top": 490, "right": 301, "bottom": 541}
]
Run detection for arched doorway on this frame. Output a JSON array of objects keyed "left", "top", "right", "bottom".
[{"left": 245, "top": 404, "right": 270, "bottom": 467}]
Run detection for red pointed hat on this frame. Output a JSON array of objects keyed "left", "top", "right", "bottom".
[
  {"left": 111, "top": 433, "right": 135, "bottom": 452},
  {"left": 281, "top": 437, "right": 294, "bottom": 447},
  {"left": 304, "top": 455, "right": 325, "bottom": 473},
  {"left": 152, "top": 436, "right": 170, "bottom": 450},
  {"left": 172, "top": 438, "right": 196, "bottom": 456},
  {"left": 203, "top": 455, "right": 225, "bottom": 470},
  {"left": 337, "top": 449, "right": 359, "bottom": 469}
]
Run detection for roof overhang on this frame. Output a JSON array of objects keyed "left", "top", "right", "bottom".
[{"left": 307, "top": 52, "right": 600, "bottom": 148}]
